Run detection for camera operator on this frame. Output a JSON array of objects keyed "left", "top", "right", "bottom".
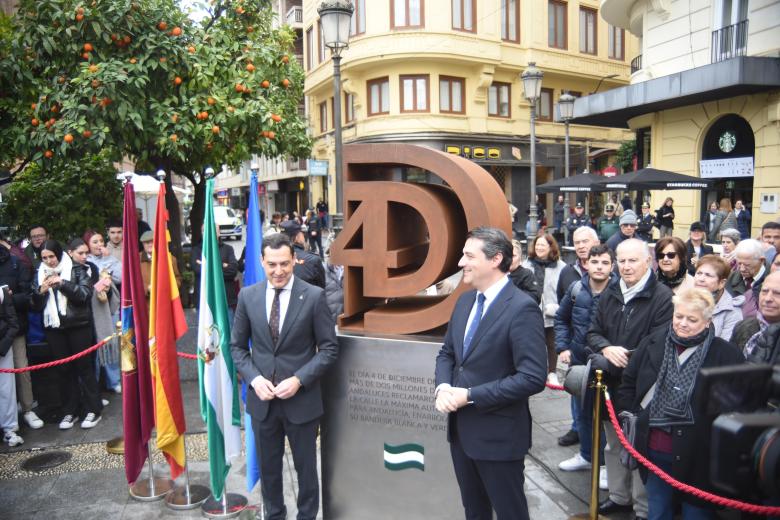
[{"left": 616, "top": 288, "right": 745, "bottom": 520}]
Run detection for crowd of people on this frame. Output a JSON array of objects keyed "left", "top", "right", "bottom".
[{"left": 504, "top": 197, "right": 780, "bottom": 520}]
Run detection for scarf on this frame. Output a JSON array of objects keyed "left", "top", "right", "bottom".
[
  {"left": 744, "top": 312, "right": 770, "bottom": 357},
  {"left": 620, "top": 267, "right": 651, "bottom": 304},
  {"left": 529, "top": 257, "right": 554, "bottom": 288},
  {"left": 657, "top": 264, "right": 688, "bottom": 289},
  {"left": 37, "top": 253, "right": 73, "bottom": 328},
  {"left": 649, "top": 325, "right": 713, "bottom": 429}
]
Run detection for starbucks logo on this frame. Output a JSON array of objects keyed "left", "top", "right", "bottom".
[{"left": 719, "top": 131, "right": 736, "bottom": 153}]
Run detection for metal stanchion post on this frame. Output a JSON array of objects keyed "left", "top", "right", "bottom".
[
  {"left": 569, "top": 369, "right": 606, "bottom": 520},
  {"left": 201, "top": 480, "right": 248, "bottom": 519},
  {"left": 106, "top": 322, "right": 124, "bottom": 455},
  {"left": 165, "top": 435, "right": 210, "bottom": 509},
  {"left": 129, "top": 446, "right": 174, "bottom": 501}
]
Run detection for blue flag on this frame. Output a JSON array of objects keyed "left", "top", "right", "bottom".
[{"left": 242, "top": 173, "right": 265, "bottom": 492}]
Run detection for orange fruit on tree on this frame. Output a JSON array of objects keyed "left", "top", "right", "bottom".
[
  {"left": 48, "top": 117, "right": 56, "bottom": 126},
  {"left": 63, "top": 133, "right": 74, "bottom": 143},
  {"left": 236, "top": 6, "right": 245, "bottom": 14},
  {"left": 76, "top": 13, "right": 84, "bottom": 22},
  {"left": 261, "top": 80, "right": 270, "bottom": 88},
  {"left": 31, "top": 118, "right": 39, "bottom": 126},
  {"left": 159, "top": 57, "right": 167, "bottom": 63},
  {"left": 211, "top": 125, "right": 220, "bottom": 134},
  {"left": 174, "top": 76, "right": 182, "bottom": 85},
  {"left": 246, "top": 63, "right": 255, "bottom": 72},
  {"left": 82, "top": 52, "right": 90, "bottom": 60},
  {"left": 227, "top": 106, "right": 235, "bottom": 113},
  {"left": 170, "top": 133, "right": 178, "bottom": 142},
  {"left": 88, "top": 64, "right": 98, "bottom": 73},
  {"left": 76, "top": 7, "right": 84, "bottom": 15},
  {"left": 44, "top": 150, "right": 54, "bottom": 158},
  {"left": 31, "top": 103, "right": 37, "bottom": 110},
  {"left": 246, "top": 26, "right": 254, "bottom": 33},
  {"left": 171, "top": 114, "right": 179, "bottom": 123},
  {"left": 100, "top": 97, "right": 111, "bottom": 107},
  {"left": 129, "top": 57, "right": 137, "bottom": 64},
  {"left": 262, "top": 130, "right": 269, "bottom": 137},
  {"left": 207, "top": 97, "right": 216, "bottom": 106},
  {"left": 110, "top": 34, "right": 118, "bottom": 41},
  {"left": 267, "top": 131, "right": 275, "bottom": 139},
  {"left": 158, "top": 21, "right": 167, "bottom": 31},
  {"left": 91, "top": 79, "right": 100, "bottom": 88},
  {"left": 282, "top": 55, "right": 289, "bottom": 64},
  {"left": 82, "top": 130, "right": 92, "bottom": 138},
  {"left": 187, "top": 45, "right": 196, "bottom": 53},
  {"left": 58, "top": 76, "right": 66, "bottom": 84},
  {"left": 171, "top": 27, "right": 182, "bottom": 36},
  {"left": 51, "top": 105, "right": 59, "bottom": 113},
  {"left": 235, "top": 83, "right": 244, "bottom": 92},
  {"left": 282, "top": 78, "right": 290, "bottom": 88},
  {"left": 83, "top": 43, "right": 93, "bottom": 52},
  {"left": 123, "top": 35, "right": 131, "bottom": 44},
  {"left": 271, "top": 114, "right": 281, "bottom": 122}
]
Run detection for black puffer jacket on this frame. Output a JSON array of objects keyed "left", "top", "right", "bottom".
[
  {"left": 586, "top": 273, "right": 674, "bottom": 390},
  {"left": 0, "top": 287, "right": 19, "bottom": 357},
  {"left": 31, "top": 263, "right": 93, "bottom": 329},
  {"left": 615, "top": 327, "right": 744, "bottom": 506},
  {"left": 509, "top": 266, "right": 541, "bottom": 304},
  {"left": 293, "top": 244, "right": 325, "bottom": 289},
  {"left": 0, "top": 246, "right": 32, "bottom": 334}
]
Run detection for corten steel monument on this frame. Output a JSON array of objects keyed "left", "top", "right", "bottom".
[{"left": 330, "top": 143, "right": 511, "bottom": 335}]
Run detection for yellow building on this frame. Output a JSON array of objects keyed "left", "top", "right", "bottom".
[
  {"left": 575, "top": 0, "right": 780, "bottom": 237},
  {"left": 303, "top": 0, "right": 638, "bottom": 230}
]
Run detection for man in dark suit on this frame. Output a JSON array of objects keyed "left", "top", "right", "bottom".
[
  {"left": 435, "top": 226, "right": 548, "bottom": 520},
  {"left": 230, "top": 233, "right": 339, "bottom": 520}
]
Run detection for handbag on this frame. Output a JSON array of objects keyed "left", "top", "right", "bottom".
[{"left": 618, "top": 410, "right": 639, "bottom": 470}]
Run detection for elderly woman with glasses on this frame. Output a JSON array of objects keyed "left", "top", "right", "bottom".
[
  {"left": 615, "top": 288, "right": 744, "bottom": 520},
  {"left": 693, "top": 255, "right": 743, "bottom": 340},
  {"left": 655, "top": 237, "right": 695, "bottom": 294}
]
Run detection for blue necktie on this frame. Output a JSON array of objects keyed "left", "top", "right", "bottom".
[{"left": 463, "top": 293, "right": 486, "bottom": 357}]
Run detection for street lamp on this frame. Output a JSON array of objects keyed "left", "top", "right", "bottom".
[
  {"left": 558, "top": 91, "right": 576, "bottom": 244},
  {"left": 318, "top": 0, "right": 354, "bottom": 234},
  {"left": 521, "top": 62, "right": 544, "bottom": 237}
]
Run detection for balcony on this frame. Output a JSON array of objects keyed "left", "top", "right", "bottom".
[
  {"left": 711, "top": 20, "right": 748, "bottom": 64},
  {"left": 630, "top": 54, "right": 642, "bottom": 74},
  {"left": 286, "top": 6, "right": 303, "bottom": 28},
  {"left": 287, "top": 158, "right": 307, "bottom": 172}
]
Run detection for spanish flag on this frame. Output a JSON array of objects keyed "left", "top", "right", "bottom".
[{"left": 149, "top": 180, "right": 188, "bottom": 479}]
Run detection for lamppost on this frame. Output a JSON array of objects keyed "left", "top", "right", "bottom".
[
  {"left": 521, "top": 62, "right": 544, "bottom": 237},
  {"left": 318, "top": 0, "right": 354, "bottom": 234},
  {"left": 558, "top": 91, "right": 575, "bottom": 244}
]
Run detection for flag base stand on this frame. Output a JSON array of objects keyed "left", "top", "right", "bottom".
[
  {"left": 105, "top": 436, "right": 124, "bottom": 455},
  {"left": 201, "top": 493, "right": 248, "bottom": 519},
  {"left": 165, "top": 483, "right": 210, "bottom": 510},
  {"left": 129, "top": 477, "right": 173, "bottom": 501}
]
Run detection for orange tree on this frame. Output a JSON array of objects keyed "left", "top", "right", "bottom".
[{"left": 0, "top": 0, "right": 311, "bottom": 247}]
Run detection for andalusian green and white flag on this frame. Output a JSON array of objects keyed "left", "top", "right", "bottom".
[
  {"left": 197, "top": 179, "right": 242, "bottom": 500},
  {"left": 383, "top": 443, "right": 425, "bottom": 471}
]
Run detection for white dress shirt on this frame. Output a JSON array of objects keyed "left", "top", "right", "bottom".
[{"left": 265, "top": 275, "right": 295, "bottom": 330}]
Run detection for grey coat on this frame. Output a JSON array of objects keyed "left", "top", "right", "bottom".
[
  {"left": 230, "top": 277, "right": 339, "bottom": 424},
  {"left": 711, "top": 291, "right": 743, "bottom": 341}
]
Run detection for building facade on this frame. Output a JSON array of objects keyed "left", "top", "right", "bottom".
[
  {"left": 575, "top": 0, "right": 780, "bottom": 237},
  {"left": 303, "top": 0, "right": 638, "bottom": 231}
]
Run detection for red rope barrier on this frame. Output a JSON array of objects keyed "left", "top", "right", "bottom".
[
  {"left": 603, "top": 390, "right": 780, "bottom": 516},
  {"left": 0, "top": 336, "right": 115, "bottom": 373},
  {"left": 176, "top": 351, "right": 198, "bottom": 360},
  {"left": 545, "top": 382, "right": 565, "bottom": 391}
]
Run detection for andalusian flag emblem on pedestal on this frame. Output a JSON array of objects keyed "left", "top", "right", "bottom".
[{"left": 383, "top": 443, "right": 425, "bottom": 471}]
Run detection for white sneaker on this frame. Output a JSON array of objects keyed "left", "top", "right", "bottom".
[
  {"left": 23, "top": 411, "right": 44, "bottom": 429},
  {"left": 101, "top": 398, "right": 110, "bottom": 406},
  {"left": 59, "top": 415, "right": 78, "bottom": 430},
  {"left": 599, "top": 466, "right": 608, "bottom": 490},
  {"left": 3, "top": 430, "right": 24, "bottom": 447},
  {"left": 558, "top": 453, "right": 591, "bottom": 471},
  {"left": 547, "top": 372, "right": 561, "bottom": 386},
  {"left": 112, "top": 384, "right": 122, "bottom": 394},
  {"left": 81, "top": 413, "right": 101, "bottom": 429}
]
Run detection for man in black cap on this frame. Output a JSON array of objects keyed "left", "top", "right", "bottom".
[
  {"left": 565, "top": 202, "right": 591, "bottom": 246},
  {"left": 685, "top": 221, "right": 713, "bottom": 274},
  {"left": 636, "top": 202, "right": 656, "bottom": 242},
  {"left": 280, "top": 221, "right": 326, "bottom": 289}
]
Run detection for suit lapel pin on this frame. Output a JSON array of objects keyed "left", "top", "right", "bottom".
[{"left": 299, "top": 294, "right": 304, "bottom": 300}]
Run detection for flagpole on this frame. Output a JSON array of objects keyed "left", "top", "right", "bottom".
[
  {"left": 201, "top": 479, "right": 248, "bottom": 519},
  {"left": 129, "top": 444, "right": 173, "bottom": 501},
  {"left": 165, "top": 435, "right": 210, "bottom": 509}
]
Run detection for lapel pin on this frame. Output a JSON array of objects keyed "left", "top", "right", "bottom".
[{"left": 299, "top": 295, "right": 304, "bottom": 300}]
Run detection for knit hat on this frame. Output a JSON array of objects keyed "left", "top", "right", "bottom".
[
  {"left": 140, "top": 230, "right": 154, "bottom": 242},
  {"left": 619, "top": 209, "right": 638, "bottom": 226}
]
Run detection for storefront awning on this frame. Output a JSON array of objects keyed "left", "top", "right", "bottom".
[{"left": 571, "top": 57, "right": 780, "bottom": 128}]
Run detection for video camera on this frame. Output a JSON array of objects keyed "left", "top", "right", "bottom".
[{"left": 698, "top": 363, "right": 780, "bottom": 500}]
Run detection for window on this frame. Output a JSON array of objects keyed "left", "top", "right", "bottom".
[
  {"left": 345, "top": 92, "right": 355, "bottom": 123},
  {"left": 318, "top": 22, "right": 326, "bottom": 63},
  {"left": 400, "top": 75, "right": 429, "bottom": 113},
  {"left": 501, "top": 0, "right": 520, "bottom": 42},
  {"left": 536, "top": 87, "right": 553, "bottom": 121},
  {"left": 305, "top": 27, "right": 313, "bottom": 70},
  {"left": 439, "top": 76, "right": 465, "bottom": 114},
  {"left": 392, "top": 0, "right": 424, "bottom": 29},
  {"left": 452, "top": 0, "right": 475, "bottom": 32},
  {"left": 579, "top": 7, "right": 597, "bottom": 55},
  {"left": 548, "top": 1, "right": 567, "bottom": 49},
  {"left": 367, "top": 77, "right": 390, "bottom": 116},
  {"left": 488, "top": 82, "right": 511, "bottom": 118},
  {"left": 319, "top": 101, "right": 328, "bottom": 132},
  {"left": 350, "top": 0, "right": 366, "bottom": 36},
  {"left": 608, "top": 25, "right": 624, "bottom": 60}
]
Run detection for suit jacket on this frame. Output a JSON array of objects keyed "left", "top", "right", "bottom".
[
  {"left": 434, "top": 280, "right": 547, "bottom": 461},
  {"left": 230, "top": 277, "right": 339, "bottom": 424}
]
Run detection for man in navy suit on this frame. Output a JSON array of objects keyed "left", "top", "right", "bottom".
[{"left": 435, "top": 227, "right": 548, "bottom": 520}]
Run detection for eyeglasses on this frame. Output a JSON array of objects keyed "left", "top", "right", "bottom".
[{"left": 657, "top": 252, "right": 678, "bottom": 260}]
